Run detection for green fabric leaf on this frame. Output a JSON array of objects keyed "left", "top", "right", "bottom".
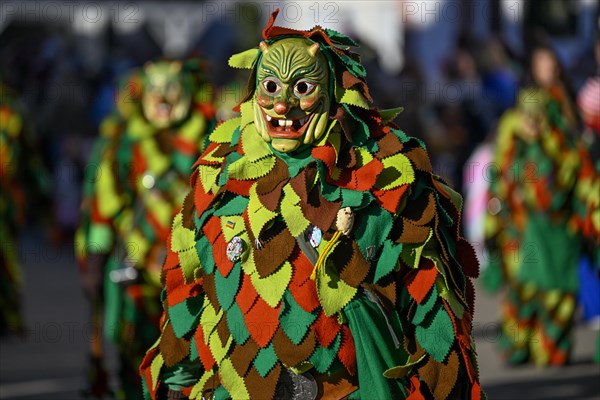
[
  {"left": 179, "top": 246, "right": 201, "bottom": 282},
  {"left": 309, "top": 332, "right": 342, "bottom": 373},
  {"left": 219, "top": 358, "right": 249, "bottom": 399},
  {"left": 379, "top": 107, "right": 404, "bottom": 124},
  {"left": 228, "top": 154, "right": 276, "bottom": 181},
  {"left": 189, "top": 337, "right": 199, "bottom": 361},
  {"left": 354, "top": 203, "right": 394, "bottom": 260},
  {"left": 324, "top": 28, "right": 358, "bottom": 47},
  {"left": 279, "top": 291, "right": 317, "bottom": 345},
  {"left": 171, "top": 213, "right": 196, "bottom": 252},
  {"left": 340, "top": 88, "right": 370, "bottom": 109},
  {"left": 374, "top": 240, "right": 402, "bottom": 283},
  {"left": 248, "top": 185, "right": 278, "bottom": 238},
  {"left": 412, "top": 286, "right": 438, "bottom": 326},
  {"left": 196, "top": 235, "right": 215, "bottom": 274},
  {"left": 215, "top": 262, "right": 242, "bottom": 310},
  {"left": 168, "top": 296, "right": 204, "bottom": 338},
  {"left": 340, "top": 188, "right": 371, "bottom": 209},
  {"left": 228, "top": 48, "right": 260, "bottom": 69},
  {"left": 214, "top": 195, "right": 250, "bottom": 217},
  {"left": 209, "top": 118, "right": 241, "bottom": 143},
  {"left": 415, "top": 302, "right": 455, "bottom": 363},
  {"left": 383, "top": 352, "right": 426, "bottom": 379},
  {"left": 242, "top": 124, "right": 272, "bottom": 162},
  {"left": 375, "top": 153, "right": 415, "bottom": 190},
  {"left": 253, "top": 343, "right": 278, "bottom": 377},
  {"left": 317, "top": 261, "right": 358, "bottom": 317},
  {"left": 280, "top": 185, "right": 310, "bottom": 237},
  {"left": 226, "top": 302, "right": 250, "bottom": 344},
  {"left": 251, "top": 261, "right": 292, "bottom": 308}
]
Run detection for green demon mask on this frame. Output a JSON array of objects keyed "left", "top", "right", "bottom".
[
  {"left": 142, "top": 61, "right": 192, "bottom": 129},
  {"left": 253, "top": 38, "right": 331, "bottom": 153}
]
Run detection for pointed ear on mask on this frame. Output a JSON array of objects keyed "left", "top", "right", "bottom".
[{"left": 308, "top": 42, "right": 320, "bottom": 57}]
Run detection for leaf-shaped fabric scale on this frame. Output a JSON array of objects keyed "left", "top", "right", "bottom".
[
  {"left": 317, "top": 261, "right": 357, "bottom": 317},
  {"left": 253, "top": 343, "right": 279, "bottom": 377},
  {"left": 415, "top": 303, "right": 455, "bottom": 363},
  {"left": 210, "top": 118, "right": 241, "bottom": 143},
  {"left": 226, "top": 302, "right": 251, "bottom": 344},
  {"left": 215, "top": 262, "right": 242, "bottom": 310},
  {"left": 309, "top": 332, "right": 342, "bottom": 373},
  {"left": 229, "top": 48, "right": 260, "bottom": 69},
  {"left": 279, "top": 291, "right": 317, "bottom": 345},
  {"left": 251, "top": 261, "right": 292, "bottom": 308},
  {"left": 374, "top": 239, "right": 402, "bottom": 283},
  {"left": 228, "top": 154, "right": 276, "bottom": 181},
  {"left": 375, "top": 152, "right": 415, "bottom": 191},
  {"left": 167, "top": 287, "right": 204, "bottom": 336}
]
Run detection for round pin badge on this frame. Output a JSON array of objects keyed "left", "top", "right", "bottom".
[
  {"left": 309, "top": 226, "right": 322, "bottom": 248},
  {"left": 226, "top": 236, "right": 244, "bottom": 262}
]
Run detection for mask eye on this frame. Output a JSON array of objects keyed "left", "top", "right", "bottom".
[
  {"left": 262, "top": 79, "right": 281, "bottom": 95},
  {"left": 293, "top": 80, "right": 316, "bottom": 97}
]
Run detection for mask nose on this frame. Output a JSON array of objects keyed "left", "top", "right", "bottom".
[{"left": 273, "top": 102, "right": 289, "bottom": 115}]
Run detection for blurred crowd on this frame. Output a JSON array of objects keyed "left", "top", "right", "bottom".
[{"left": 1, "top": 1, "right": 599, "bottom": 399}]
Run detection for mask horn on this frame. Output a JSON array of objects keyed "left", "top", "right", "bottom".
[
  {"left": 308, "top": 43, "right": 320, "bottom": 57},
  {"left": 259, "top": 41, "right": 270, "bottom": 55}
]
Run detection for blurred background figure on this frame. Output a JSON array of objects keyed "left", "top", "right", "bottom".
[
  {"left": 75, "top": 60, "right": 216, "bottom": 399},
  {"left": 576, "top": 33, "right": 600, "bottom": 363},
  {"left": 0, "top": 81, "right": 51, "bottom": 337},
  {"left": 483, "top": 76, "right": 596, "bottom": 365},
  {"left": 0, "top": 82, "right": 27, "bottom": 336}
]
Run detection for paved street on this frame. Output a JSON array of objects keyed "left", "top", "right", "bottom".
[{"left": 1, "top": 231, "right": 599, "bottom": 399}]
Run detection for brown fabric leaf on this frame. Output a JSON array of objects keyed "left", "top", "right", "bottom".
[
  {"left": 396, "top": 218, "right": 431, "bottom": 244},
  {"left": 181, "top": 189, "right": 196, "bottom": 230},
  {"left": 405, "top": 147, "right": 433, "bottom": 172},
  {"left": 338, "top": 241, "right": 370, "bottom": 288},
  {"left": 212, "top": 143, "right": 238, "bottom": 158},
  {"left": 315, "top": 366, "right": 359, "bottom": 399},
  {"left": 362, "top": 276, "right": 397, "bottom": 313},
  {"left": 273, "top": 326, "right": 316, "bottom": 368},
  {"left": 216, "top": 316, "right": 231, "bottom": 346},
  {"left": 301, "top": 186, "right": 340, "bottom": 233},
  {"left": 230, "top": 340, "right": 261, "bottom": 377},
  {"left": 341, "top": 70, "right": 372, "bottom": 102},
  {"left": 417, "top": 350, "right": 459, "bottom": 400},
  {"left": 402, "top": 192, "right": 436, "bottom": 226},
  {"left": 333, "top": 106, "right": 356, "bottom": 142},
  {"left": 253, "top": 224, "right": 295, "bottom": 278},
  {"left": 245, "top": 364, "right": 282, "bottom": 400},
  {"left": 375, "top": 133, "right": 404, "bottom": 159},
  {"left": 160, "top": 322, "right": 191, "bottom": 367},
  {"left": 336, "top": 142, "right": 357, "bottom": 169},
  {"left": 256, "top": 158, "right": 290, "bottom": 211},
  {"left": 289, "top": 164, "right": 316, "bottom": 204},
  {"left": 202, "top": 273, "right": 219, "bottom": 311}
]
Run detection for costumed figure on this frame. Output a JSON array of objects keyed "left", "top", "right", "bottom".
[
  {"left": 76, "top": 60, "right": 216, "bottom": 399},
  {"left": 0, "top": 82, "right": 27, "bottom": 335},
  {"left": 484, "top": 85, "right": 597, "bottom": 366},
  {"left": 140, "top": 12, "right": 483, "bottom": 400}
]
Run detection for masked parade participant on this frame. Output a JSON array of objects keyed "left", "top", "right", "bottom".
[
  {"left": 0, "top": 83, "right": 27, "bottom": 336},
  {"left": 76, "top": 60, "right": 216, "bottom": 399},
  {"left": 140, "top": 11, "right": 483, "bottom": 400},
  {"left": 484, "top": 85, "right": 597, "bottom": 366}
]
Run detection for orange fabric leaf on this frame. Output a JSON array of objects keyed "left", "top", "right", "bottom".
[{"left": 406, "top": 258, "right": 438, "bottom": 303}]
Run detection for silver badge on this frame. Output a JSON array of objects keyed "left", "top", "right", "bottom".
[
  {"left": 226, "top": 236, "right": 244, "bottom": 262},
  {"left": 274, "top": 368, "right": 317, "bottom": 400}
]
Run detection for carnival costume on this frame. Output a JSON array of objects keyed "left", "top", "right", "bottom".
[{"left": 141, "top": 12, "right": 483, "bottom": 400}]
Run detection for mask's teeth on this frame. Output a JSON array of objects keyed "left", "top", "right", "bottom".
[
  {"left": 282, "top": 119, "right": 292, "bottom": 127},
  {"left": 299, "top": 116, "right": 308, "bottom": 125},
  {"left": 266, "top": 114, "right": 272, "bottom": 121}
]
